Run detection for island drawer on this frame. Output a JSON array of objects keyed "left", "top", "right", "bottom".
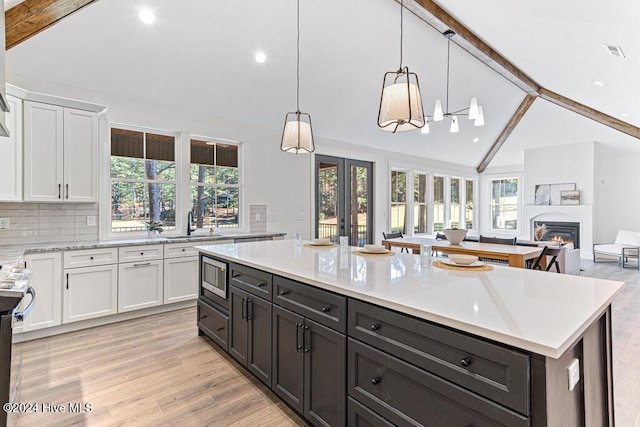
[
  {"left": 198, "top": 300, "right": 228, "bottom": 351},
  {"left": 347, "top": 397, "right": 394, "bottom": 427},
  {"left": 348, "top": 339, "right": 529, "bottom": 427},
  {"left": 274, "top": 276, "right": 346, "bottom": 333},
  {"left": 164, "top": 242, "right": 200, "bottom": 258},
  {"left": 348, "top": 299, "right": 530, "bottom": 415},
  {"left": 229, "top": 263, "right": 273, "bottom": 301},
  {"left": 63, "top": 247, "right": 117, "bottom": 268},
  {"left": 118, "top": 245, "right": 164, "bottom": 263}
]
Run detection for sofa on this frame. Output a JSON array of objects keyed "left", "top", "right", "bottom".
[{"left": 593, "top": 229, "right": 640, "bottom": 269}]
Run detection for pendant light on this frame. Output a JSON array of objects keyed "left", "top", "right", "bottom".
[
  {"left": 281, "top": 0, "right": 314, "bottom": 153},
  {"left": 377, "top": 0, "right": 425, "bottom": 133},
  {"left": 428, "top": 30, "right": 485, "bottom": 132}
]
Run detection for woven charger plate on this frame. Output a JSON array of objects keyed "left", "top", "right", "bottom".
[
  {"left": 432, "top": 260, "right": 493, "bottom": 271},
  {"left": 303, "top": 243, "right": 339, "bottom": 248},
  {"left": 352, "top": 249, "right": 395, "bottom": 257}
]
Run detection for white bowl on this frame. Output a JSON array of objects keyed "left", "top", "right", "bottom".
[
  {"left": 443, "top": 229, "right": 468, "bottom": 245},
  {"left": 312, "top": 238, "right": 331, "bottom": 245},
  {"left": 363, "top": 244, "right": 386, "bottom": 253},
  {"left": 449, "top": 254, "right": 478, "bottom": 265}
]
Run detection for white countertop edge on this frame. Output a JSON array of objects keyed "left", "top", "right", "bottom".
[{"left": 198, "top": 245, "right": 621, "bottom": 359}]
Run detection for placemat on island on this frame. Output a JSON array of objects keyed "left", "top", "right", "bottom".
[
  {"left": 352, "top": 249, "right": 395, "bottom": 257},
  {"left": 432, "top": 260, "right": 493, "bottom": 271},
  {"left": 303, "top": 243, "right": 339, "bottom": 248}
]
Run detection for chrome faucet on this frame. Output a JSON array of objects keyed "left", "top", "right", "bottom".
[{"left": 187, "top": 211, "right": 195, "bottom": 236}]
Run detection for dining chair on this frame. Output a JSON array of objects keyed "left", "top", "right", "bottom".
[
  {"left": 382, "top": 232, "right": 409, "bottom": 253},
  {"left": 530, "top": 246, "right": 562, "bottom": 272},
  {"left": 478, "top": 236, "right": 517, "bottom": 245}
]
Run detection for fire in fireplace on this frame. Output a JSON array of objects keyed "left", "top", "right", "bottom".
[{"left": 533, "top": 221, "right": 580, "bottom": 249}]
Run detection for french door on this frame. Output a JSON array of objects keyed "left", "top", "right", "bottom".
[{"left": 315, "top": 155, "right": 373, "bottom": 247}]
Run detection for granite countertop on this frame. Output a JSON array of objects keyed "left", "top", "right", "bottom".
[
  {"left": 0, "top": 231, "right": 286, "bottom": 268},
  {"left": 197, "top": 239, "right": 624, "bottom": 359}
]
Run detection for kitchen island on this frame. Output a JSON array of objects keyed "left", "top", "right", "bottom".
[{"left": 196, "top": 239, "right": 624, "bottom": 426}]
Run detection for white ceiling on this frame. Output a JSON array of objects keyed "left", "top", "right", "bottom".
[{"left": 5, "top": 0, "right": 640, "bottom": 169}]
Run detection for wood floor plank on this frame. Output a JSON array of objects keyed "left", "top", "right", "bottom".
[{"left": 14, "top": 307, "right": 307, "bottom": 426}]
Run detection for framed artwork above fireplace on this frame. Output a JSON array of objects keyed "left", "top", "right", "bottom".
[{"left": 534, "top": 183, "right": 576, "bottom": 205}]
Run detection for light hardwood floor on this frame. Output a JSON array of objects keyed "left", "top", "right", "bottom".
[
  {"left": 13, "top": 308, "right": 307, "bottom": 426},
  {"left": 11, "top": 259, "right": 640, "bottom": 426}
]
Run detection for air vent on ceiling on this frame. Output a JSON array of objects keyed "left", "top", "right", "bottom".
[{"left": 604, "top": 44, "right": 625, "bottom": 58}]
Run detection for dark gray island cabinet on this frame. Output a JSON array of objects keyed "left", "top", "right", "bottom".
[{"left": 196, "top": 243, "right": 618, "bottom": 427}]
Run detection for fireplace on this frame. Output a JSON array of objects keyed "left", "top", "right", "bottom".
[{"left": 533, "top": 221, "right": 580, "bottom": 249}]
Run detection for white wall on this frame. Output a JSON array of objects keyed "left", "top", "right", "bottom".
[{"left": 593, "top": 143, "right": 640, "bottom": 242}]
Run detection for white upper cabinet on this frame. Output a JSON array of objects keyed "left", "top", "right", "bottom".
[
  {"left": 0, "top": 95, "right": 23, "bottom": 201},
  {"left": 23, "top": 100, "right": 98, "bottom": 202}
]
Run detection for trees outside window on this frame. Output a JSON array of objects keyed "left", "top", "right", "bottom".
[
  {"left": 490, "top": 178, "right": 519, "bottom": 231},
  {"left": 110, "top": 128, "right": 176, "bottom": 233}
]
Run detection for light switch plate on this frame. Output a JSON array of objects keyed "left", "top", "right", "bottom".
[
  {"left": 0, "top": 218, "right": 9, "bottom": 229},
  {"left": 268, "top": 215, "right": 277, "bottom": 222},
  {"left": 567, "top": 358, "right": 580, "bottom": 391}
]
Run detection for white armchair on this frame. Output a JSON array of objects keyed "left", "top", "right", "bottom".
[{"left": 593, "top": 229, "right": 640, "bottom": 269}]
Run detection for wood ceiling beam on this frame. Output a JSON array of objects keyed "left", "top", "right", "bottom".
[
  {"left": 476, "top": 95, "right": 536, "bottom": 173},
  {"left": 5, "top": 0, "right": 100, "bottom": 50}
]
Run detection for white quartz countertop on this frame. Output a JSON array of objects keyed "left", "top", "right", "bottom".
[{"left": 197, "top": 239, "right": 624, "bottom": 359}]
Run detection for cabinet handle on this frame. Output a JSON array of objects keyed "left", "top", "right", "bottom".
[
  {"left": 241, "top": 297, "right": 246, "bottom": 320},
  {"left": 279, "top": 290, "right": 289, "bottom": 296},
  {"left": 247, "top": 298, "right": 253, "bottom": 320},
  {"left": 182, "top": 248, "right": 186, "bottom": 252},
  {"left": 303, "top": 325, "right": 310, "bottom": 353},
  {"left": 65, "top": 184, "right": 69, "bottom": 199},
  {"left": 66, "top": 273, "right": 69, "bottom": 290},
  {"left": 140, "top": 252, "right": 144, "bottom": 255},
  {"left": 232, "top": 272, "right": 240, "bottom": 278},
  {"left": 371, "top": 376, "right": 381, "bottom": 385},
  {"left": 370, "top": 323, "right": 380, "bottom": 331},
  {"left": 58, "top": 184, "right": 61, "bottom": 199},
  {"left": 321, "top": 306, "right": 330, "bottom": 313},
  {"left": 89, "top": 256, "right": 94, "bottom": 260},
  {"left": 295, "top": 323, "right": 303, "bottom": 352},
  {"left": 216, "top": 327, "right": 225, "bottom": 332},
  {"left": 460, "top": 357, "right": 472, "bottom": 368},
  {"left": 133, "top": 262, "right": 151, "bottom": 267},
  {"left": 199, "top": 315, "right": 208, "bottom": 320},
  {"left": 257, "top": 282, "right": 265, "bottom": 287}
]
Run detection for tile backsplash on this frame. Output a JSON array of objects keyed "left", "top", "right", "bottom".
[
  {"left": 249, "top": 204, "right": 267, "bottom": 233},
  {"left": 0, "top": 202, "right": 99, "bottom": 246}
]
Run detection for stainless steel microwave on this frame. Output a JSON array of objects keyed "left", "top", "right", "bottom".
[{"left": 201, "top": 256, "right": 228, "bottom": 300}]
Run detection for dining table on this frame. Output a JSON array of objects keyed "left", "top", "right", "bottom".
[{"left": 382, "top": 237, "right": 544, "bottom": 268}]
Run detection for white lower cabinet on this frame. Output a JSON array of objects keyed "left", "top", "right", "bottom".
[
  {"left": 164, "top": 256, "right": 198, "bottom": 304},
  {"left": 118, "top": 260, "right": 164, "bottom": 312},
  {"left": 63, "top": 265, "right": 117, "bottom": 323},
  {"left": 23, "top": 252, "right": 62, "bottom": 332}
]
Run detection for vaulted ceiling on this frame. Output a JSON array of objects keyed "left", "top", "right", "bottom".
[{"left": 5, "top": 0, "right": 640, "bottom": 170}]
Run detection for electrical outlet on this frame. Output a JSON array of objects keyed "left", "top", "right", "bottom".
[
  {"left": 0, "top": 218, "right": 9, "bottom": 229},
  {"left": 567, "top": 358, "right": 580, "bottom": 391},
  {"left": 86, "top": 215, "right": 97, "bottom": 227},
  {"left": 255, "top": 213, "right": 261, "bottom": 222}
]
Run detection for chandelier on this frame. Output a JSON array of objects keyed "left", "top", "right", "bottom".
[{"left": 422, "top": 30, "right": 484, "bottom": 134}]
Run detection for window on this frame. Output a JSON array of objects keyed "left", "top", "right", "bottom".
[
  {"left": 390, "top": 170, "right": 407, "bottom": 233},
  {"left": 491, "top": 178, "right": 519, "bottom": 230},
  {"left": 413, "top": 173, "right": 428, "bottom": 234},
  {"left": 190, "top": 139, "right": 240, "bottom": 230},
  {"left": 433, "top": 175, "right": 445, "bottom": 232},
  {"left": 465, "top": 179, "right": 474, "bottom": 229},
  {"left": 110, "top": 128, "right": 176, "bottom": 233}
]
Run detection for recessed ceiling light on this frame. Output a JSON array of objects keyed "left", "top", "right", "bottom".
[
  {"left": 604, "top": 44, "right": 625, "bottom": 58},
  {"left": 593, "top": 80, "right": 606, "bottom": 87},
  {"left": 621, "top": 113, "right": 629, "bottom": 118},
  {"left": 138, "top": 9, "right": 155, "bottom": 24},
  {"left": 255, "top": 51, "right": 267, "bottom": 63},
  {"left": 473, "top": 137, "right": 479, "bottom": 143}
]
